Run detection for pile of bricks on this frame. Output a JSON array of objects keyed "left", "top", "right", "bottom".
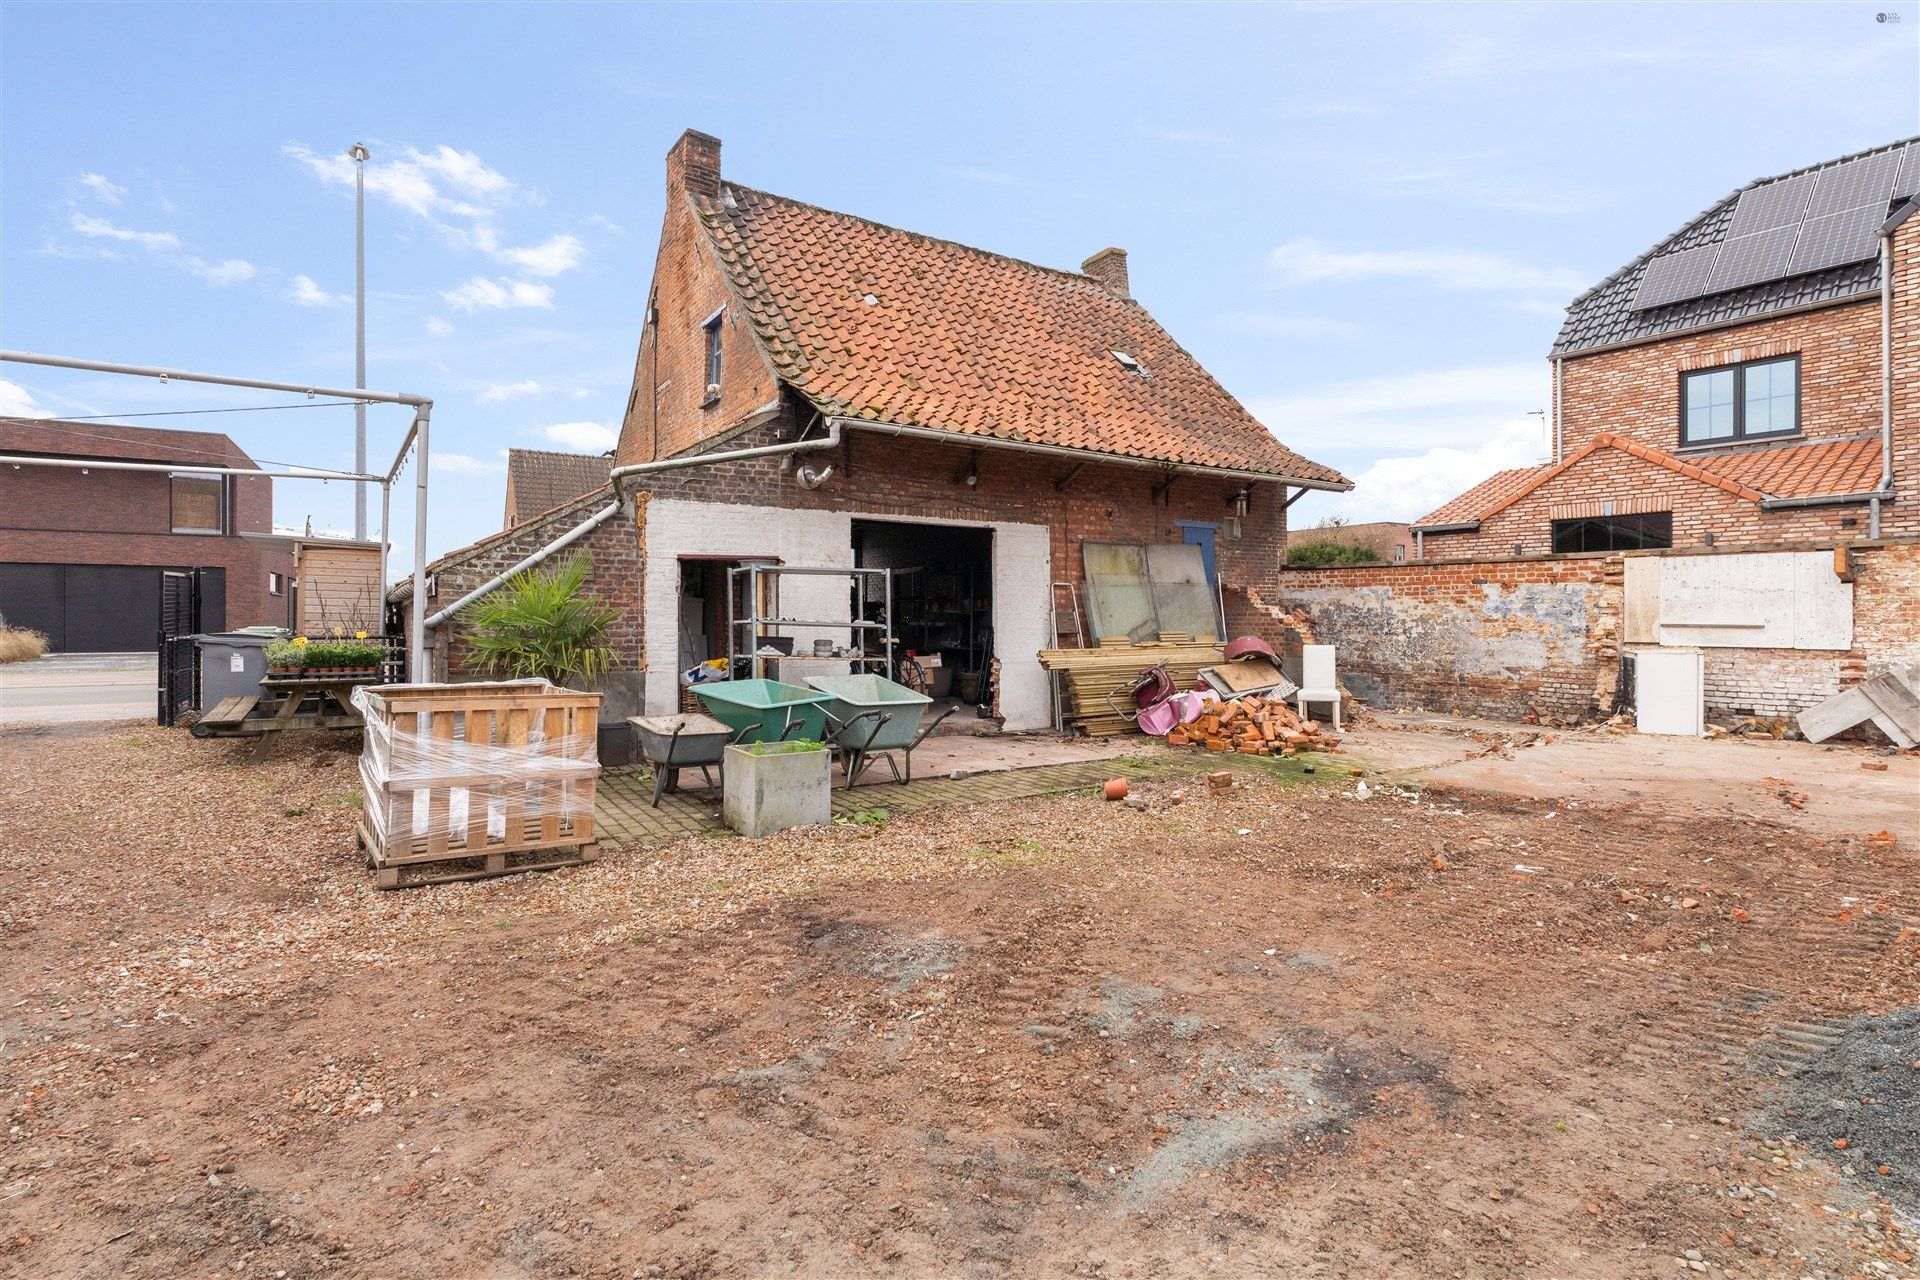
[{"left": 1161, "top": 694, "right": 1341, "bottom": 756}]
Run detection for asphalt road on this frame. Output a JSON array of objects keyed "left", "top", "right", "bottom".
[{"left": 0, "top": 653, "right": 155, "bottom": 726}]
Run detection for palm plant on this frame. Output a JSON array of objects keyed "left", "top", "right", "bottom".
[{"left": 460, "top": 552, "right": 621, "bottom": 687}]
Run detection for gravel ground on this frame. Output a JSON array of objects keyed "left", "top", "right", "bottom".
[
  {"left": 3, "top": 721, "right": 1918, "bottom": 1278},
  {"left": 1770, "top": 1009, "right": 1920, "bottom": 1219}
]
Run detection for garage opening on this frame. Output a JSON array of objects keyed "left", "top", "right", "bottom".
[{"left": 853, "top": 519, "right": 995, "bottom": 726}]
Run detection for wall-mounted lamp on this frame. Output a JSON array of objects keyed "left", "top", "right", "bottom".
[{"left": 1233, "top": 488, "right": 1250, "bottom": 518}]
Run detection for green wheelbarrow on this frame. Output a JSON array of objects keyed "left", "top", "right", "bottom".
[{"left": 806, "top": 674, "right": 956, "bottom": 787}]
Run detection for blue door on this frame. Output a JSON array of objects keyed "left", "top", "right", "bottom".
[{"left": 1177, "top": 522, "right": 1218, "bottom": 582}]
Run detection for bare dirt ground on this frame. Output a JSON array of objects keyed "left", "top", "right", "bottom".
[{"left": 3, "top": 720, "right": 1918, "bottom": 1279}]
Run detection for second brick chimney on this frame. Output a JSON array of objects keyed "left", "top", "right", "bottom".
[
  {"left": 666, "top": 129, "right": 722, "bottom": 202},
  {"left": 1081, "top": 247, "right": 1129, "bottom": 297}
]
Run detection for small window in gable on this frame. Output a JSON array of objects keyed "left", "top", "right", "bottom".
[
  {"left": 702, "top": 308, "right": 724, "bottom": 402},
  {"left": 1681, "top": 355, "right": 1797, "bottom": 446}
]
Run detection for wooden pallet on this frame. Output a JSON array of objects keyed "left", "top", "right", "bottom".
[
  {"left": 356, "top": 681, "right": 603, "bottom": 889},
  {"left": 356, "top": 817, "right": 599, "bottom": 889}
]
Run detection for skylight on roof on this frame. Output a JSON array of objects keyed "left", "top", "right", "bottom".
[{"left": 1109, "top": 349, "right": 1144, "bottom": 374}]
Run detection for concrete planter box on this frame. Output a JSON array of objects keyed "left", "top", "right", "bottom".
[{"left": 721, "top": 742, "right": 831, "bottom": 837}]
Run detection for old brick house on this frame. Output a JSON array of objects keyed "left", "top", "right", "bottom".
[
  {"left": 1414, "top": 137, "right": 1917, "bottom": 560},
  {"left": 0, "top": 418, "right": 293, "bottom": 650},
  {"left": 401, "top": 130, "right": 1346, "bottom": 730},
  {"left": 503, "top": 448, "right": 612, "bottom": 530}
]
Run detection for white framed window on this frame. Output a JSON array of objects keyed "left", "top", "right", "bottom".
[{"left": 268, "top": 571, "right": 285, "bottom": 596}]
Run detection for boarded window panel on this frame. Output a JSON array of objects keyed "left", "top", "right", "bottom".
[
  {"left": 171, "top": 474, "right": 224, "bottom": 533},
  {"left": 1143, "top": 542, "right": 1217, "bottom": 639},
  {"left": 1654, "top": 551, "right": 1852, "bottom": 651}
]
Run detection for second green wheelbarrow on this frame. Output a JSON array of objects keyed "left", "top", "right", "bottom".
[{"left": 805, "top": 673, "right": 956, "bottom": 787}]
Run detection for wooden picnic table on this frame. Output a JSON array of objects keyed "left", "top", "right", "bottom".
[{"left": 193, "top": 674, "right": 371, "bottom": 761}]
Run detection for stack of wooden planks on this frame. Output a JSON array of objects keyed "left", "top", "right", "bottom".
[
  {"left": 1162, "top": 692, "right": 1340, "bottom": 756},
  {"left": 1038, "top": 641, "right": 1224, "bottom": 737}
]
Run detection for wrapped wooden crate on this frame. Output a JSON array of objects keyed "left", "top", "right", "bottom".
[{"left": 353, "top": 680, "right": 603, "bottom": 888}]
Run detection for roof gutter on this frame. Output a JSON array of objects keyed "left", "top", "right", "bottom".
[
  {"left": 831, "top": 416, "right": 1351, "bottom": 492},
  {"left": 1759, "top": 489, "right": 1895, "bottom": 512},
  {"left": 1409, "top": 520, "right": 1481, "bottom": 535}
]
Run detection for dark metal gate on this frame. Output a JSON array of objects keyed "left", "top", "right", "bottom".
[{"left": 157, "top": 570, "right": 203, "bottom": 726}]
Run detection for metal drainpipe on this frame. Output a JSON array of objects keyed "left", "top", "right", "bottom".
[
  {"left": 422, "top": 419, "right": 848, "bottom": 632},
  {"left": 1875, "top": 230, "right": 1894, "bottom": 540},
  {"left": 1552, "top": 356, "right": 1564, "bottom": 463}
]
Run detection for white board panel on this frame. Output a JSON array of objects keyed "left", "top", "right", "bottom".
[
  {"left": 1622, "top": 557, "right": 1661, "bottom": 645},
  {"left": 1654, "top": 551, "right": 1851, "bottom": 651},
  {"left": 1635, "top": 650, "right": 1704, "bottom": 736}
]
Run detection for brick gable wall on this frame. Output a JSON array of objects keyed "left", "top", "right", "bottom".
[{"left": 615, "top": 141, "right": 783, "bottom": 467}]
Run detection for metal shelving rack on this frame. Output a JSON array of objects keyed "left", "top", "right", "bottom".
[{"left": 727, "top": 564, "right": 895, "bottom": 681}]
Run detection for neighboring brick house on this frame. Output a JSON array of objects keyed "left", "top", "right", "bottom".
[
  {"left": 503, "top": 448, "right": 612, "bottom": 530},
  {"left": 0, "top": 418, "right": 293, "bottom": 651},
  {"left": 1286, "top": 520, "right": 1413, "bottom": 563},
  {"left": 401, "top": 130, "right": 1347, "bottom": 730},
  {"left": 1414, "top": 137, "right": 1918, "bottom": 560}
]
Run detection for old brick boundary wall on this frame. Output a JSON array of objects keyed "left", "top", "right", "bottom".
[{"left": 1280, "top": 539, "right": 1919, "bottom": 726}]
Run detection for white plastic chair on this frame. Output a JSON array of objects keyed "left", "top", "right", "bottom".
[{"left": 1296, "top": 644, "right": 1342, "bottom": 731}]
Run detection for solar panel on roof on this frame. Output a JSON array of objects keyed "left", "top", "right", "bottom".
[
  {"left": 1788, "top": 203, "right": 1886, "bottom": 275},
  {"left": 1706, "top": 225, "right": 1798, "bottom": 293},
  {"left": 1727, "top": 172, "right": 1814, "bottom": 237},
  {"left": 1804, "top": 149, "right": 1902, "bottom": 218},
  {"left": 1630, "top": 244, "right": 1720, "bottom": 310},
  {"left": 1895, "top": 142, "right": 1920, "bottom": 202}
]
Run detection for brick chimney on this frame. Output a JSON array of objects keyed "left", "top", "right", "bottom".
[
  {"left": 1081, "top": 247, "right": 1129, "bottom": 297},
  {"left": 666, "top": 129, "right": 722, "bottom": 201}
]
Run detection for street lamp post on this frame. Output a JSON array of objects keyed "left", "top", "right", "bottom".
[{"left": 349, "top": 142, "right": 370, "bottom": 542}]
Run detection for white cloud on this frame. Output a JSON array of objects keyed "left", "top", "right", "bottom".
[
  {"left": 0, "top": 379, "right": 51, "bottom": 418},
  {"left": 188, "top": 257, "right": 256, "bottom": 285},
  {"left": 1251, "top": 362, "right": 1547, "bottom": 452},
  {"left": 536, "top": 421, "right": 619, "bottom": 452},
  {"left": 1266, "top": 238, "right": 1588, "bottom": 296},
  {"left": 441, "top": 276, "right": 554, "bottom": 312},
  {"left": 1217, "top": 312, "right": 1362, "bottom": 340},
  {"left": 283, "top": 142, "right": 510, "bottom": 222},
  {"left": 479, "top": 378, "right": 573, "bottom": 402},
  {"left": 77, "top": 172, "right": 127, "bottom": 204},
  {"left": 288, "top": 274, "right": 349, "bottom": 307},
  {"left": 470, "top": 228, "right": 587, "bottom": 276},
  {"left": 1334, "top": 416, "right": 1550, "bottom": 524},
  {"left": 430, "top": 451, "right": 506, "bottom": 475},
  {"left": 424, "top": 316, "right": 454, "bottom": 337},
  {"left": 70, "top": 211, "right": 179, "bottom": 252}
]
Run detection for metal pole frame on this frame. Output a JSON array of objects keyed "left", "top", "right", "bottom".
[
  {"left": 354, "top": 143, "right": 369, "bottom": 542},
  {"left": 0, "top": 349, "right": 432, "bottom": 676}
]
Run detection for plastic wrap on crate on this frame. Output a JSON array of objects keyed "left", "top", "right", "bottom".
[{"left": 354, "top": 682, "right": 601, "bottom": 843}]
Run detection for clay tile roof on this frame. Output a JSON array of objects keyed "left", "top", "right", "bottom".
[
  {"left": 1690, "top": 436, "right": 1885, "bottom": 499},
  {"left": 1413, "top": 434, "right": 1888, "bottom": 530},
  {"left": 505, "top": 448, "right": 613, "bottom": 526},
  {"left": 1412, "top": 464, "right": 1549, "bottom": 528},
  {"left": 691, "top": 184, "right": 1347, "bottom": 487}
]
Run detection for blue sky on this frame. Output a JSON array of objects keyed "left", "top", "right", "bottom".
[{"left": 4, "top": 2, "right": 1916, "bottom": 559}]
